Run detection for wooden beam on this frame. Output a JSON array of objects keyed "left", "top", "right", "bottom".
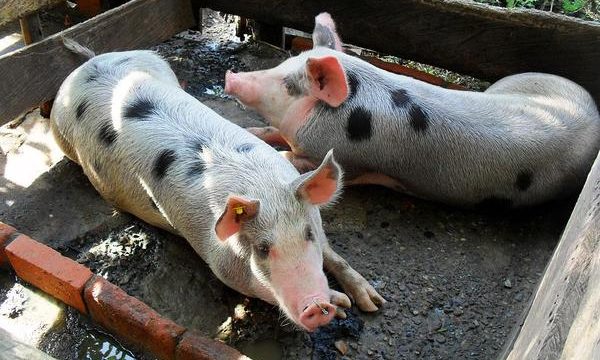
[
  {"left": 197, "top": 0, "right": 600, "bottom": 103},
  {"left": 0, "top": 0, "right": 195, "bottom": 125},
  {"left": 503, "top": 149, "right": 600, "bottom": 359},
  {"left": 0, "top": 0, "right": 64, "bottom": 27}
]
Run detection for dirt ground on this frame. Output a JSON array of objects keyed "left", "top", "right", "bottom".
[{"left": 1, "top": 10, "right": 578, "bottom": 360}]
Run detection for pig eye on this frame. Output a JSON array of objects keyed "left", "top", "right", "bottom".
[
  {"left": 255, "top": 243, "right": 271, "bottom": 259},
  {"left": 305, "top": 226, "right": 314, "bottom": 242}
]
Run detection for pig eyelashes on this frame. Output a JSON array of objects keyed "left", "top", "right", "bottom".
[{"left": 254, "top": 243, "right": 271, "bottom": 259}]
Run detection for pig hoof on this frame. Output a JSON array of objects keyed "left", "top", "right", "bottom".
[
  {"left": 335, "top": 307, "right": 347, "bottom": 319},
  {"left": 330, "top": 289, "right": 351, "bottom": 309},
  {"left": 348, "top": 279, "right": 387, "bottom": 312}
]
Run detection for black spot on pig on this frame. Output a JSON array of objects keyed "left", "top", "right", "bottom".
[
  {"left": 390, "top": 89, "right": 410, "bottom": 108},
  {"left": 187, "top": 158, "right": 206, "bottom": 178},
  {"left": 235, "top": 143, "right": 255, "bottom": 153},
  {"left": 347, "top": 107, "right": 372, "bottom": 141},
  {"left": 313, "top": 23, "right": 336, "bottom": 49},
  {"left": 476, "top": 197, "right": 513, "bottom": 211},
  {"left": 98, "top": 123, "right": 118, "bottom": 146},
  {"left": 346, "top": 71, "right": 359, "bottom": 101},
  {"left": 305, "top": 226, "right": 314, "bottom": 242},
  {"left": 515, "top": 171, "right": 533, "bottom": 191},
  {"left": 409, "top": 104, "right": 429, "bottom": 133},
  {"left": 153, "top": 149, "right": 177, "bottom": 179},
  {"left": 283, "top": 73, "right": 306, "bottom": 97},
  {"left": 76, "top": 100, "right": 90, "bottom": 121},
  {"left": 123, "top": 97, "right": 156, "bottom": 120}
]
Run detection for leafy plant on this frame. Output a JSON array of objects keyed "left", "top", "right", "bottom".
[
  {"left": 562, "top": 0, "right": 586, "bottom": 13},
  {"left": 506, "top": 0, "right": 539, "bottom": 8}
]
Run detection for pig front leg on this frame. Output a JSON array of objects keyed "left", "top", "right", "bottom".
[
  {"left": 247, "top": 126, "right": 290, "bottom": 148},
  {"left": 247, "top": 126, "right": 318, "bottom": 173},
  {"left": 323, "top": 244, "right": 386, "bottom": 312}
]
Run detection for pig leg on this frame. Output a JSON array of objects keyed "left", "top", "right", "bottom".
[
  {"left": 323, "top": 244, "right": 386, "bottom": 312},
  {"left": 346, "top": 172, "right": 411, "bottom": 194},
  {"left": 279, "top": 151, "right": 318, "bottom": 173},
  {"left": 247, "top": 126, "right": 290, "bottom": 148}
]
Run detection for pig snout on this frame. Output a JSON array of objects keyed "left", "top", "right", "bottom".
[
  {"left": 299, "top": 299, "right": 336, "bottom": 331},
  {"left": 224, "top": 70, "right": 255, "bottom": 103}
]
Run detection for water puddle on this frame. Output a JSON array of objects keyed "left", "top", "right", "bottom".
[
  {"left": 240, "top": 338, "right": 283, "bottom": 360},
  {"left": 78, "top": 328, "right": 136, "bottom": 360}
]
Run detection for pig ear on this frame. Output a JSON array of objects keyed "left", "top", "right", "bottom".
[
  {"left": 306, "top": 56, "right": 348, "bottom": 107},
  {"left": 215, "top": 195, "right": 260, "bottom": 241},
  {"left": 312, "top": 12, "right": 343, "bottom": 51},
  {"left": 293, "top": 149, "right": 343, "bottom": 206}
]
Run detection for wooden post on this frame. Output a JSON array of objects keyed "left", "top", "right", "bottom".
[
  {"left": 195, "top": 0, "right": 600, "bottom": 103},
  {"left": 503, "top": 150, "right": 600, "bottom": 359},
  {"left": 0, "top": 0, "right": 195, "bottom": 125}
]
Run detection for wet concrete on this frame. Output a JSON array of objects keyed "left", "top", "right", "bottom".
[{"left": 0, "top": 10, "right": 577, "bottom": 360}]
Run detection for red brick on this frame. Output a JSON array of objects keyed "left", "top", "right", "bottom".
[
  {"left": 84, "top": 276, "right": 186, "bottom": 360},
  {"left": 176, "top": 330, "right": 249, "bottom": 360},
  {"left": 0, "top": 222, "right": 17, "bottom": 264},
  {"left": 5, "top": 234, "right": 92, "bottom": 313}
]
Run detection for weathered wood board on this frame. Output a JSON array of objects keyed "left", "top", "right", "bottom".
[
  {"left": 503, "top": 149, "right": 600, "bottom": 359},
  {"left": 0, "top": 0, "right": 195, "bottom": 124},
  {"left": 197, "top": 0, "right": 600, "bottom": 103},
  {"left": 0, "top": 0, "right": 64, "bottom": 27}
]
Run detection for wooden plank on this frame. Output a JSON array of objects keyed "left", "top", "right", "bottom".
[
  {"left": 196, "top": 0, "right": 600, "bottom": 103},
  {"left": 0, "top": 0, "right": 64, "bottom": 27},
  {"left": 0, "top": 0, "right": 195, "bottom": 125},
  {"left": 503, "top": 149, "right": 600, "bottom": 359}
]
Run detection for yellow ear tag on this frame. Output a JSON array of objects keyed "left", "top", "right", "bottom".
[{"left": 234, "top": 206, "right": 245, "bottom": 215}]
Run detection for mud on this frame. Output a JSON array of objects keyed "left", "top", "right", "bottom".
[{"left": 1, "top": 10, "right": 577, "bottom": 360}]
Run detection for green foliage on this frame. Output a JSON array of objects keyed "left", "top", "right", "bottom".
[
  {"left": 506, "top": 0, "right": 539, "bottom": 8},
  {"left": 562, "top": 0, "right": 586, "bottom": 13}
]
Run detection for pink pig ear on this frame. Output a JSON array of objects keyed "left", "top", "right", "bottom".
[
  {"left": 293, "top": 149, "right": 343, "bottom": 206},
  {"left": 306, "top": 56, "right": 349, "bottom": 107},
  {"left": 312, "top": 12, "right": 343, "bottom": 51},
  {"left": 215, "top": 195, "right": 260, "bottom": 241}
]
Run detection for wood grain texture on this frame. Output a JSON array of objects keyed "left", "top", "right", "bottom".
[
  {"left": 0, "top": 0, "right": 64, "bottom": 27},
  {"left": 504, "top": 150, "right": 600, "bottom": 359},
  {"left": 197, "top": 0, "right": 600, "bottom": 102},
  {"left": 0, "top": 0, "right": 194, "bottom": 124}
]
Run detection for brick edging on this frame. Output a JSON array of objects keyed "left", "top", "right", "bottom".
[{"left": 0, "top": 222, "right": 249, "bottom": 360}]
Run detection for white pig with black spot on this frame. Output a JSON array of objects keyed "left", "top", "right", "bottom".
[
  {"left": 225, "top": 13, "right": 600, "bottom": 208},
  {"left": 50, "top": 39, "right": 385, "bottom": 332}
]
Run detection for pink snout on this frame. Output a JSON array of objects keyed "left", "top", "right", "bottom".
[
  {"left": 299, "top": 301, "right": 336, "bottom": 332},
  {"left": 224, "top": 70, "right": 238, "bottom": 95}
]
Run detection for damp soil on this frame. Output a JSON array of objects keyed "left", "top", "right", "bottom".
[{"left": 4, "top": 10, "right": 577, "bottom": 360}]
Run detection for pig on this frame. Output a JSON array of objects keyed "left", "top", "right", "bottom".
[
  {"left": 50, "top": 38, "right": 385, "bottom": 332},
  {"left": 224, "top": 13, "right": 600, "bottom": 208}
]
